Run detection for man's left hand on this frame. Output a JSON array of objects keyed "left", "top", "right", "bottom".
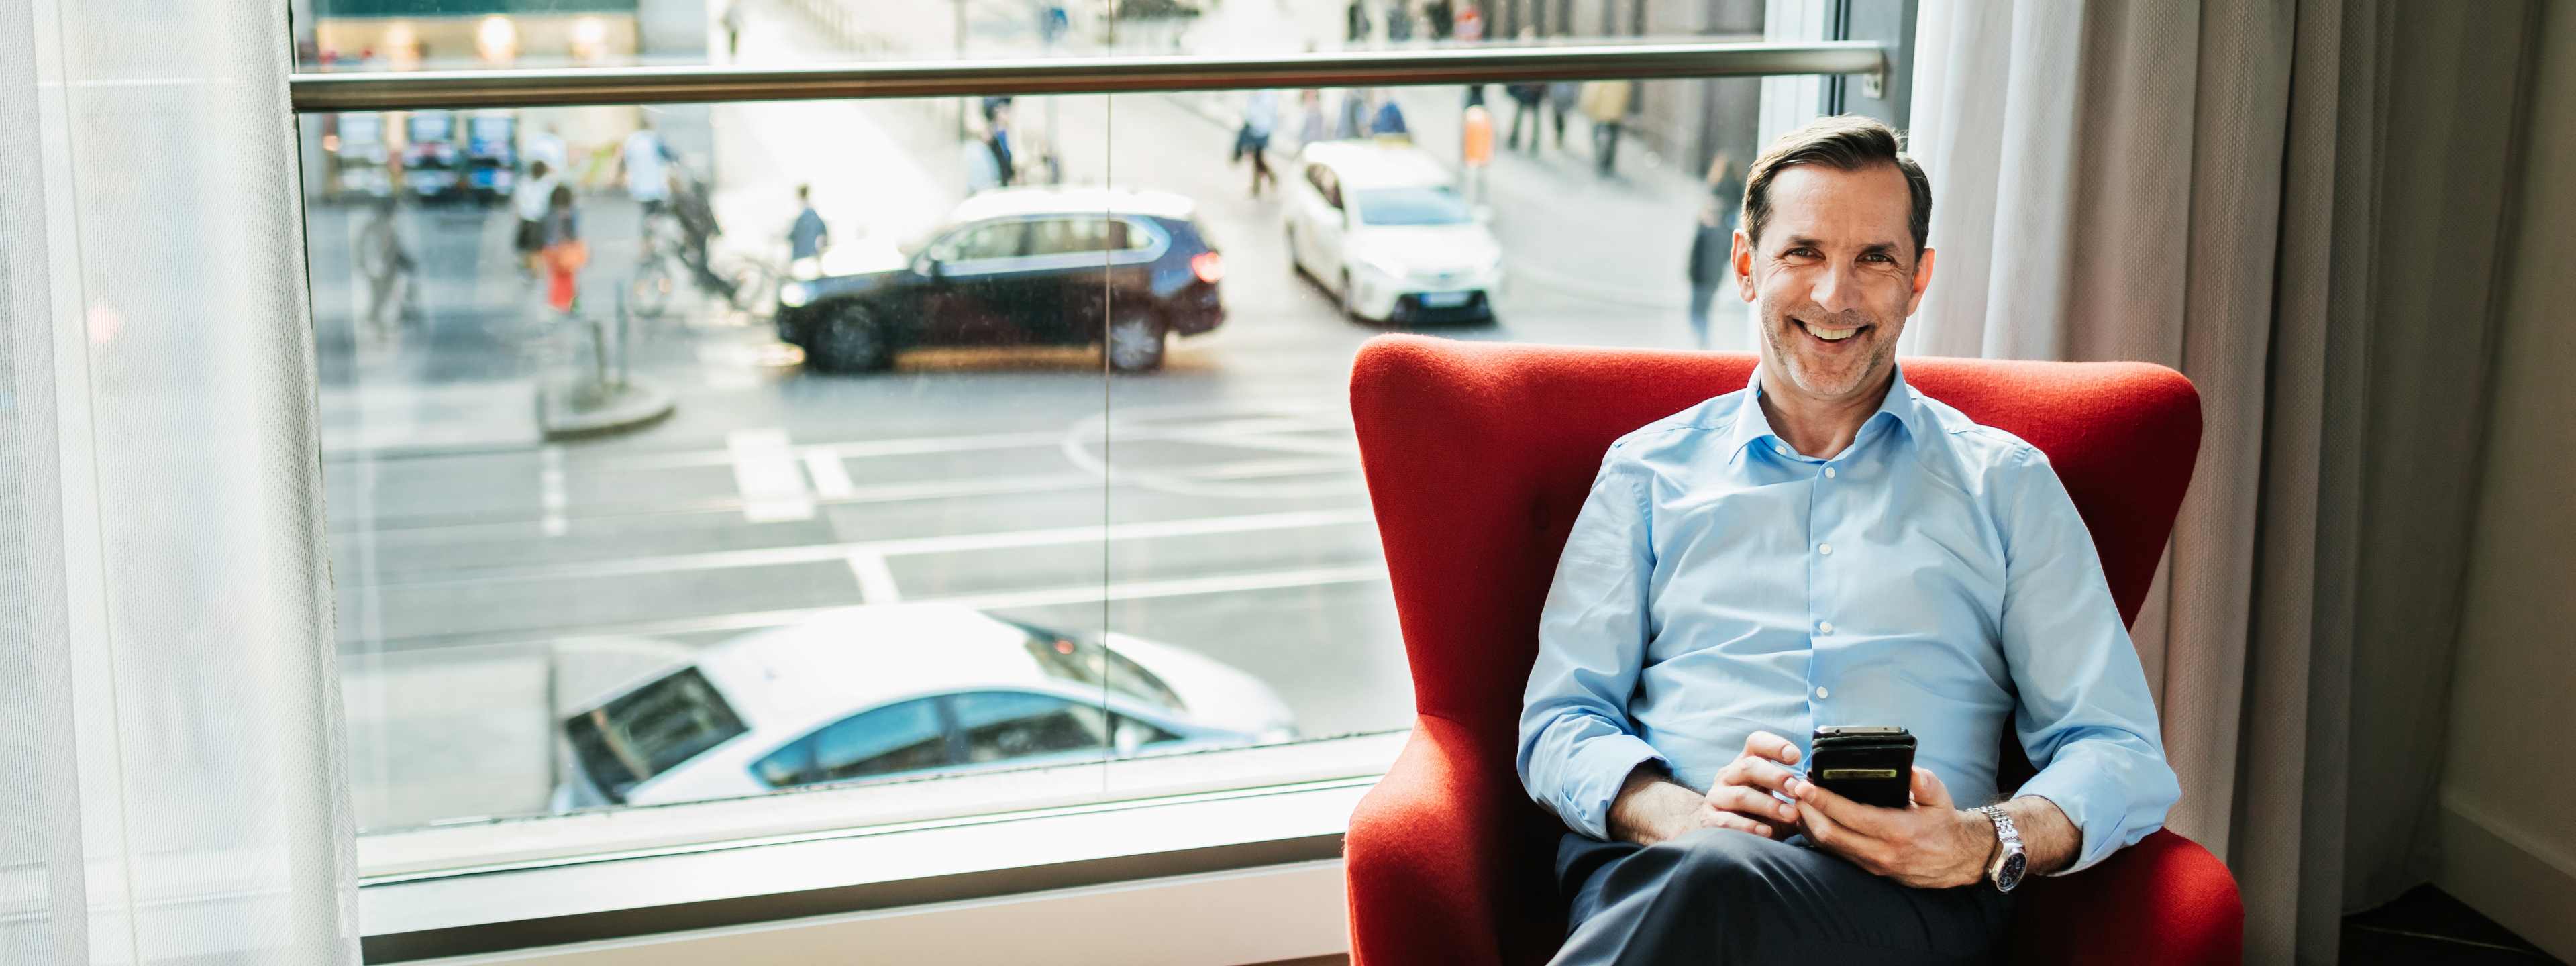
[{"left": 1788, "top": 767, "right": 2000, "bottom": 889}]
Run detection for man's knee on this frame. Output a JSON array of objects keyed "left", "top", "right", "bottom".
[{"left": 1645, "top": 829, "right": 1798, "bottom": 907}]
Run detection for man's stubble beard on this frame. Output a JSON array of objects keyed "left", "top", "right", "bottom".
[{"left": 1757, "top": 300, "right": 1900, "bottom": 400}]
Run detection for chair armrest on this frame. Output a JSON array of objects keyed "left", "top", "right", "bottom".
[
  {"left": 2001, "top": 828, "right": 2243, "bottom": 966},
  {"left": 1347, "top": 716, "right": 1563, "bottom": 966}
]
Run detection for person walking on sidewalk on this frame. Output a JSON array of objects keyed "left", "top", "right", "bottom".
[
  {"left": 789, "top": 184, "right": 830, "bottom": 261},
  {"left": 1338, "top": 88, "right": 1372, "bottom": 140},
  {"left": 1236, "top": 89, "right": 1280, "bottom": 197},
  {"left": 1371, "top": 91, "right": 1410, "bottom": 137},
  {"left": 1581, "top": 80, "right": 1631, "bottom": 177},
  {"left": 1298, "top": 89, "right": 1327, "bottom": 148},
  {"left": 1547, "top": 81, "right": 1578, "bottom": 151},
  {"left": 512, "top": 159, "right": 558, "bottom": 279},
  {"left": 1505, "top": 82, "right": 1545, "bottom": 152},
  {"left": 1686, "top": 152, "right": 1745, "bottom": 347},
  {"left": 539, "top": 184, "right": 586, "bottom": 315}
]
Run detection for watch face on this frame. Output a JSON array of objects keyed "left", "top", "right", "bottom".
[{"left": 1996, "top": 851, "right": 2028, "bottom": 892}]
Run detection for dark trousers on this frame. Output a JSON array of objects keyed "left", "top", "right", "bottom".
[{"left": 1552, "top": 830, "right": 2015, "bottom": 966}]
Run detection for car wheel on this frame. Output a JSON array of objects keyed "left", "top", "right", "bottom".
[
  {"left": 810, "top": 303, "right": 891, "bottom": 373},
  {"left": 1104, "top": 307, "right": 1166, "bottom": 372}
]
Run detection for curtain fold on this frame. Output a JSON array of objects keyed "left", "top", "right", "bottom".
[
  {"left": 0, "top": 0, "right": 359, "bottom": 963},
  {"left": 1904, "top": 1, "right": 2541, "bottom": 963}
]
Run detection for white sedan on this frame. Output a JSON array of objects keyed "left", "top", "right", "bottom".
[
  {"left": 1284, "top": 140, "right": 1504, "bottom": 323},
  {"left": 552, "top": 604, "right": 1298, "bottom": 810}
]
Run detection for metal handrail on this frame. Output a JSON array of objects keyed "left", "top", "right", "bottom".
[{"left": 288, "top": 41, "right": 1884, "bottom": 111}]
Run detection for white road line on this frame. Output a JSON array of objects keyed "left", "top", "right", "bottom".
[
  {"left": 358, "top": 562, "right": 1392, "bottom": 651},
  {"left": 847, "top": 551, "right": 902, "bottom": 604},
  {"left": 727, "top": 428, "right": 815, "bottom": 523},
  {"left": 539, "top": 447, "right": 567, "bottom": 537},
  {"left": 595, "top": 415, "right": 1352, "bottom": 472},
  {"left": 803, "top": 450, "right": 858, "bottom": 499},
  {"left": 378, "top": 507, "right": 1376, "bottom": 588}
]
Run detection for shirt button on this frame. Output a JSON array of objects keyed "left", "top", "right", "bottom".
[
  {"left": 1818, "top": 621, "right": 1835, "bottom": 634},
  {"left": 1818, "top": 543, "right": 1833, "bottom": 555},
  {"left": 1775, "top": 444, "right": 1790, "bottom": 456},
  {"left": 1816, "top": 686, "right": 1831, "bottom": 699},
  {"left": 1824, "top": 467, "right": 1837, "bottom": 478}
]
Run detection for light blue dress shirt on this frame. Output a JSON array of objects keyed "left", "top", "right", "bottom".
[{"left": 1518, "top": 366, "right": 2178, "bottom": 873}]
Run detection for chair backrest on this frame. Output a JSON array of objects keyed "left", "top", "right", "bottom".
[{"left": 1351, "top": 335, "right": 2201, "bottom": 758}]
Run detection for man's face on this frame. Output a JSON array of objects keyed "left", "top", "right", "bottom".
[{"left": 1732, "top": 162, "right": 1933, "bottom": 401}]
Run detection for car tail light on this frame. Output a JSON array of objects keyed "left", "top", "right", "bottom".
[{"left": 1190, "top": 252, "right": 1225, "bottom": 283}]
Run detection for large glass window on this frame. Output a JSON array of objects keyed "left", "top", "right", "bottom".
[{"left": 305, "top": 0, "right": 1786, "bottom": 847}]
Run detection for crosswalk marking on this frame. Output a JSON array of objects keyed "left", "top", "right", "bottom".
[{"left": 727, "top": 427, "right": 815, "bottom": 522}]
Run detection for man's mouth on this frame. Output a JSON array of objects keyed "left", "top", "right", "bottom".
[{"left": 1800, "top": 321, "right": 1862, "bottom": 342}]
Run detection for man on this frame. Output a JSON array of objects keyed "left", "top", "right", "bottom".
[
  {"left": 1519, "top": 115, "right": 2177, "bottom": 964},
  {"left": 789, "top": 184, "right": 829, "bottom": 262},
  {"left": 511, "top": 160, "right": 560, "bottom": 277},
  {"left": 620, "top": 123, "right": 671, "bottom": 216},
  {"left": 1580, "top": 80, "right": 1630, "bottom": 178}
]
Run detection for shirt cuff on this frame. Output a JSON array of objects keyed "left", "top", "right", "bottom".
[
  {"left": 2012, "top": 767, "right": 2139, "bottom": 875},
  {"left": 1555, "top": 734, "right": 1668, "bottom": 841}
]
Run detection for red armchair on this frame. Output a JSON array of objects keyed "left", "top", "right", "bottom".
[{"left": 1344, "top": 336, "right": 2243, "bottom": 966}]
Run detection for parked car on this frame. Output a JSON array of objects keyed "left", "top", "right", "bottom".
[
  {"left": 772, "top": 187, "right": 1226, "bottom": 373},
  {"left": 1284, "top": 140, "right": 1504, "bottom": 324},
  {"left": 552, "top": 604, "right": 1298, "bottom": 810}
]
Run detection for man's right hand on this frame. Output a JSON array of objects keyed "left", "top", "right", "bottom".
[{"left": 1606, "top": 731, "right": 1810, "bottom": 845}]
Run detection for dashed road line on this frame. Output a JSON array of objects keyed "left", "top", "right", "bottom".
[{"left": 727, "top": 427, "right": 815, "bottom": 523}]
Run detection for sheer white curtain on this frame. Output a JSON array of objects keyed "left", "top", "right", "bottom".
[
  {"left": 1902, "top": 1, "right": 2543, "bottom": 964},
  {"left": 0, "top": 0, "right": 358, "bottom": 963}
]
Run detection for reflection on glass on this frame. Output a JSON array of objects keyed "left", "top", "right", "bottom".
[{"left": 309, "top": 7, "right": 1769, "bottom": 832}]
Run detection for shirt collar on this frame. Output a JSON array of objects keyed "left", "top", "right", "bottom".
[{"left": 1724, "top": 364, "right": 1926, "bottom": 463}]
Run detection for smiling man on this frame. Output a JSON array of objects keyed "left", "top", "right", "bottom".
[{"left": 1517, "top": 115, "right": 2179, "bottom": 964}]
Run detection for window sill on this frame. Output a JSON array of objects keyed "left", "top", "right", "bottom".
[{"left": 358, "top": 733, "right": 1403, "bottom": 962}]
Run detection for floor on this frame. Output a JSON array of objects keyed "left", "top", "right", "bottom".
[{"left": 2342, "top": 885, "right": 2565, "bottom": 965}]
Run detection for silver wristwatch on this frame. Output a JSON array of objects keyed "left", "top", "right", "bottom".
[{"left": 1974, "top": 805, "right": 2027, "bottom": 893}]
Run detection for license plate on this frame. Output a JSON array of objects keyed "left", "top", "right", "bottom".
[{"left": 1421, "top": 292, "right": 1471, "bottom": 308}]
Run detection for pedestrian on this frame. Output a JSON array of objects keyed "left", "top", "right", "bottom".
[
  {"left": 1461, "top": 101, "right": 1494, "bottom": 205},
  {"left": 1426, "top": 0, "right": 1453, "bottom": 38},
  {"left": 986, "top": 103, "right": 1016, "bottom": 186},
  {"left": 1386, "top": 0, "right": 1414, "bottom": 41},
  {"left": 620, "top": 122, "right": 671, "bottom": 216},
  {"left": 1338, "top": 88, "right": 1371, "bottom": 140},
  {"left": 1547, "top": 80, "right": 1578, "bottom": 150},
  {"left": 789, "top": 184, "right": 830, "bottom": 261},
  {"left": 539, "top": 184, "right": 586, "bottom": 315},
  {"left": 1371, "top": 91, "right": 1409, "bottom": 137},
  {"left": 1685, "top": 199, "right": 1728, "bottom": 349},
  {"left": 511, "top": 159, "right": 558, "bottom": 278},
  {"left": 1706, "top": 151, "right": 1745, "bottom": 228},
  {"left": 1346, "top": 0, "right": 1370, "bottom": 42},
  {"left": 1299, "top": 89, "right": 1327, "bottom": 147},
  {"left": 1504, "top": 82, "right": 1545, "bottom": 152},
  {"left": 1239, "top": 89, "right": 1280, "bottom": 197},
  {"left": 721, "top": 1, "right": 745, "bottom": 57},
  {"left": 1452, "top": 1, "right": 1482, "bottom": 41},
  {"left": 525, "top": 124, "right": 570, "bottom": 180},
  {"left": 1580, "top": 80, "right": 1631, "bottom": 177}
]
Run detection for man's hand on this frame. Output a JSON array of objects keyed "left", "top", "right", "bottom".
[
  {"left": 1606, "top": 731, "right": 1810, "bottom": 846},
  {"left": 1790, "top": 767, "right": 2079, "bottom": 888}
]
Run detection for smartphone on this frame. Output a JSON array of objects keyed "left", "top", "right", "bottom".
[{"left": 1807, "top": 725, "right": 1916, "bottom": 808}]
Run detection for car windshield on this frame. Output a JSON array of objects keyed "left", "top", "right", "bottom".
[
  {"left": 564, "top": 667, "right": 748, "bottom": 803},
  {"left": 1011, "top": 621, "right": 1186, "bottom": 711},
  {"left": 1350, "top": 186, "right": 1473, "bottom": 226}
]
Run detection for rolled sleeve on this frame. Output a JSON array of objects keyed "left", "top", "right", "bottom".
[
  {"left": 1518, "top": 453, "right": 1665, "bottom": 841},
  {"left": 1993, "top": 447, "right": 2181, "bottom": 873}
]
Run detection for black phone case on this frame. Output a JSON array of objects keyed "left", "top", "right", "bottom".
[{"left": 1808, "top": 729, "right": 1916, "bottom": 808}]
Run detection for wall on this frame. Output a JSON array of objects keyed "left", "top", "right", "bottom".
[{"left": 2432, "top": 1, "right": 2576, "bottom": 961}]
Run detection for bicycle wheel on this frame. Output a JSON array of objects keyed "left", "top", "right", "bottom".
[
  {"left": 631, "top": 258, "right": 676, "bottom": 318},
  {"left": 719, "top": 256, "right": 779, "bottom": 318}
]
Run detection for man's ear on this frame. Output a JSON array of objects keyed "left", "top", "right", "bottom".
[
  {"left": 1732, "top": 230, "right": 1756, "bottom": 302},
  {"left": 1904, "top": 247, "right": 1936, "bottom": 316}
]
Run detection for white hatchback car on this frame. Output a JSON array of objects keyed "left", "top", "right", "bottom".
[
  {"left": 1284, "top": 140, "right": 1505, "bottom": 323},
  {"left": 553, "top": 604, "right": 1298, "bottom": 810}
]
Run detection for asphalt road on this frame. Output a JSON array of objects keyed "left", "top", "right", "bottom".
[{"left": 309, "top": 9, "right": 1753, "bottom": 832}]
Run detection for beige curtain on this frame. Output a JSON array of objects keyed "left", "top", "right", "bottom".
[{"left": 1902, "top": 1, "right": 2544, "bottom": 963}]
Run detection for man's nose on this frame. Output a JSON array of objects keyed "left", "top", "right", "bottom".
[{"left": 1808, "top": 260, "right": 1864, "bottom": 313}]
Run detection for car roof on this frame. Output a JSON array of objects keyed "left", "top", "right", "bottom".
[
  {"left": 692, "top": 604, "right": 1066, "bottom": 731},
  {"left": 949, "top": 186, "right": 1197, "bottom": 223},
  {"left": 1297, "top": 140, "right": 1454, "bottom": 188}
]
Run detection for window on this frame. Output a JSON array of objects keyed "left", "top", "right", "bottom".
[
  {"left": 303, "top": 0, "right": 1821, "bottom": 868},
  {"left": 755, "top": 696, "right": 950, "bottom": 788},
  {"left": 564, "top": 668, "right": 748, "bottom": 804}
]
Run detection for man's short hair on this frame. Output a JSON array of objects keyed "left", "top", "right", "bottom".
[{"left": 1740, "top": 115, "right": 1932, "bottom": 256}]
